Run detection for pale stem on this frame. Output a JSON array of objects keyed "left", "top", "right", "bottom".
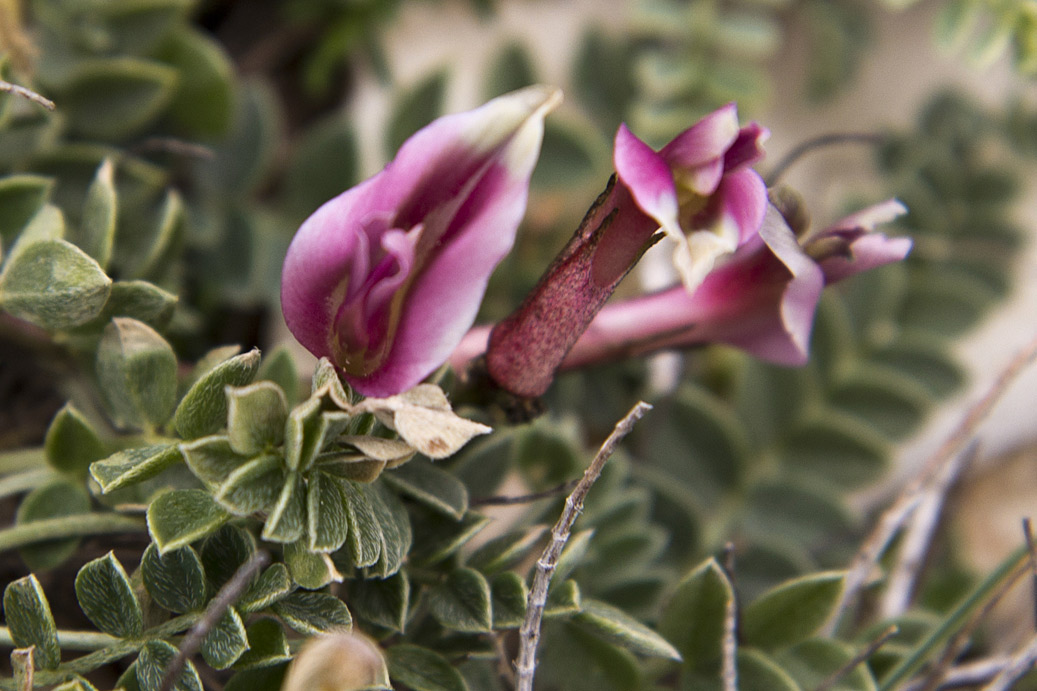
[
  {"left": 828, "top": 334, "right": 1037, "bottom": 635},
  {"left": 514, "top": 401, "right": 652, "bottom": 691},
  {"left": 0, "top": 468, "right": 57, "bottom": 499},
  {"left": 815, "top": 625, "right": 898, "bottom": 691},
  {"left": 0, "top": 627, "right": 118, "bottom": 651},
  {"left": 981, "top": 635, "right": 1037, "bottom": 691},
  {"left": 0, "top": 514, "right": 145, "bottom": 553},
  {"left": 902, "top": 657, "right": 1011, "bottom": 691},
  {"left": 0, "top": 80, "right": 55, "bottom": 110}
]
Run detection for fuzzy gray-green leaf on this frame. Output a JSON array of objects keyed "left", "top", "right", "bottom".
[
  {"left": 97, "top": 318, "right": 177, "bottom": 429},
  {"left": 490, "top": 571, "right": 528, "bottom": 629},
  {"left": 141, "top": 543, "right": 206, "bottom": 613},
  {"left": 775, "top": 638, "right": 877, "bottom": 691},
  {"left": 227, "top": 382, "right": 288, "bottom": 455},
  {"left": 174, "top": 348, "right": 261, "bottom": 439},
  {"left": 136, "top": 640, "right": 203, "bottom": 691},
  {"left": 574, "top": 599, "right": 681, "bottom": 660},
  {"left": 382, "top": 458, "right": 467, "bottom": 519},
  {"left": 0, "top": 239, "right": 111, "bottom": 330},
  {"left": 0, "top": 174, "right": 52, "bottom": 245},
  {"left": 659, "top": 558, "right": 733, "bottom": 675},
  {"left": 76, "top": 280, "right": 178, "bottom": 332},
  {"left": 201, "top": 607, "right": 249, "bottom": 669},
  {"left": 351, "top": 571, "right": 409, "bottom": 632},
  {"left": 180, "top": 435, "right": 249, "bottom": 486},
  {"left": 272, "top": 591, "right": 352, "bottom": 635},
  {"left": 233, "top": 618, "right": 290, "bottom": 670},
  {"left": 284, "top": 541, "right": 341, "bottom": 590},
  {"left": 74, "top": 552, "right": 143, "bottom": 638},
  {"left": 148, "top": 489, "right": 231, "bottom": 553},
  {"left": 3, "top": 575, "right": 59, "bottom": 669},
  {"left": 428, "top": 568, "right": 492, "bottom": 633},
  {"left": 73, "top": 158, "right": 116, "bottom": 269},
  {"left": 238, "top": 563, "right": 292, "bottom": 613},
  {"left": 16, "top": 478, "right": 91, "bottom": 571},
  {"left": 256, "top": 346, "right": 300, "bottom": 406},
  {"left": 61, "top": 58, "right": 178, "bottom": 140},
  {"left": 215, "top": 454, "right": 284, "bottom": 516},
  {"left": 261, "top": 472, "right": 306, "bottom": 544},
  {"left": 386, "top": 644, "right": 467, "bottom": 691},
  {"left": 467, "top": 526, "right": 546, "bottom": 575},
  {"left": 340, "top": 481, "right": 382, "bottom": 568},
  {"left": 307, "top": 472, "right": 349, "bottom": 552},
  {"left": 367, "top": 483, "right": 411, "bottom": 578},
  {"left": 91, "top": 444, "right": 181, "bottom": 494},
  {"left": 742, "top": 571, "right": 845, "bottom": 651}
]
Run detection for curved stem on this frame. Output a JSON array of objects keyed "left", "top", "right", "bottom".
[
  {"left": 0, "top": 468, "right": 56, "bottom": 499},
  {"left": 0, "top": 448, "right": 48, "bottom": 475},
  {"left": 0, "top": 627, "right": 118, "bottom": 651},
  {"left": 0, "top": 513, "right": 145, "bottom": 553},
  {"left": 765, "top": 132, "right": 885, "bottom": 186}
]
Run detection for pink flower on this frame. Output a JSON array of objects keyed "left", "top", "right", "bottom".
[
  {"left": 560, "top": 199, "right": 911, "bottom": 369},
  {"left": 482, "top": 104, "right": 769, "bottom": 398},
  {"left": 281, "top": 86, "right": 561, "bottom": 397}
]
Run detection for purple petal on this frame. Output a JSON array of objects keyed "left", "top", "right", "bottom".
[
  {"left": 659, "top": 103, "right": 740, "bottom": 169},
  {"left": 820, "top": 234, "right": 913, "bottom": 284},
  {"left": 717, "top": 168, "right": 767, "bottom": 245},
  {"left": 723, "top": 123, "right": 769, "bottom": 170},
  {"left": 614, "top": 124, "right": 680, "bottom": 235}
]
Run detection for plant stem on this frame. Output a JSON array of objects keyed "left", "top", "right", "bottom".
[
  {"left": 514, "top": 401, "right": 651, "bottom": 691},
  {"left": 0, "top": 448, "right": 48, "bottom": 475},
  {"left": 764, "top": 132, "right": 884, "bottom": 186},
  {"left": 0, "top": 513, "right": 145, "bottom": 553},
  {"left": 0, "top": 468, "right": 56, "bottom": 499},
  {"left": 878, "top": 545, "right": 1029, "bottom": 690},
  {"left": 0, "top": 627, "right": 118, "bottom": 651}
]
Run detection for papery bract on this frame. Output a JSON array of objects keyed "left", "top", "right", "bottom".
[
  {"left": 483, "top": 104, "right": 768, "bottom": 398},
  {"left": 281, "top": 86, "right": 561, "bottom": 397}
]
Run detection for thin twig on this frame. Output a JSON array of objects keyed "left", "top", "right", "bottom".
[
  {"left": 815, "top": 625, "right": 898, "bottom": 691},
  {"left": 0, "top": 80, "right": 54, "bottom": 110},
  {"left": 765, "top": 132, "right": 884, "bottom": 186},
  {"left": 11, "top": 648, "right": 32, "bottom": 691},
  {"left": 158, "top": 551, "right": 270, "bottom": 691},
  {"left": 827, "top": 335, "right": 1037, "bottom": 635},
  {"left": 981, "top": 632, "right": 1037, "bottom": 691},
  {"left": 880, "top": 443, "right": 978, "bottom": 619},
  {"left": 902, "top": 656, "right": 1011, "bottom": 691},
  {"left": 514, "top": 401, "right": 652, "bottom": 691},
  {"left": 1024, "top": 518, "right": 1037, "bottom": 632},
  {"left": 471, "top": 480, "right": 580, "bottom": 506},
  {"left": 720, "top": 543, "right": 738, "bottom": 691}
]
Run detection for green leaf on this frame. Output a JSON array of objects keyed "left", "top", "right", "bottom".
[
  {"left": 147, "top": 489, "right": 230, "bottom": 553},
  {"left": 744, "top": 481, "right": 853, "bottom": 545},
  {"left": 539, "top": 621, "right": 640, "bottom": 691},
  {"left": 307, "top": 472, "right": 350, "bottom": 552},
  {"left": 44, "top": 400, "right": 104, "bottom": 477},
  {"left": 530, "top": 118, "right": 602, "bottom": 189},
  {"left": 313, "top": 452, "right": 387, "bottom": 483},
  {"left": 573, "top": 28, "right": 634, "bottom": 134},
  {"left": 136, "top": 640, "right": 203, "bottom": 691},
  {"left": 174, "top": 348, "right": 261, "bottom": 439},
  {"left": 90, "top": 443, "right": 181, "bottom": 494},
  {"left": 467, "top": 526, "right": 546, "bottom": 575},
  {"left": 74, "top": 280, "right": 178, "bottom": 332},
  {"left": 96, "top": 318, "right": 177, "bottom": 429},
  {"left": 350, "top": 571, "right": 409, "bottom": 632},
  {"left": 410, "top": 510, "right": 491, "bottom": 566},
  {"left": 201, "top": 607, "right": 249, "bottom": 669},
  {"left": 366, "top": 483, "right": 412, "bottom": 578},
  {"left": 52, "top": 676, "right": 99, "bottom": 691},
  {"left": 283, "top": 540, "right": 341, "bottom": 590},
  {"left": 200, "top": 524, "right": 256, "bottom": 592},
  {"left": 340, "top": 481, "right": 382, "bottom": 568},
  {"left": 0, "top": 174, "right": 52, "bottom": 246},
  {"left": 285, "top": 403, "right": 349, "bottom": 473},
  {"left": 428, "top": 568, "right": 492, "bottom": 633},
  {"left": 131, "top": 189, "right": 184, "bottom": 282},
  {"left": 234, "top": 618, "right": 290, "bottom": 670},
  {"left": 382, "top": 458, "right": 468, "bottom": 519},
  {"left": 736, "top": 648, "right": 801, "bottom": 691},
  {"left": 4, "top": 203, "right": 64, "bottom": 264},
  {"left": 223, "top": 663, "right": 289, "bottom": 691},
  {"left": 659, "top": 558, "right": 733, "bottom": 675},
  {"left": 386, "top": 70, "right": 448, "bottom": 156},
  {"left": 61, "top": 58, "right": 178, "bottom": 140},
  {"left": 776, "top": 638, "right": 877, "bottom": 691},
  {"left": 216, "top": 454, "right": 284, "bottom": 516},
  {"left": 180, "top": 435, "right": 250, "bottom": 486},
  {"left": 262, "top": 471, "right": 306, "bottom": 544},
  {"left": 284, "top": 114, "right": 359, "bottom": 220},
  {"left": 573, "top": 599, "right": 680, "bottom": 660},
  {"left": 238, "top": 564, "right": 292, "bottom": 613},
  {"left": 226, "top": 382, "right": 288, "bottom": 455},
  {"left": 16, "top": 479, "right": 91, "bottom": 571},
  {"left": 272, "top": 591, "right": 352, "bottom": 635},
  {"left": 0, "top": 239, "right": 111, "bottom": 329},
  {"left": 72, "top": 159, "right": 117, "bottom": 269},
  {"left": 742, "top": 571, "right": 845, "bottom": 651},
  {"left": 256, "top": 346, "right": 300, "bottom": 406},
  {"left": 74, "top": 552, "right": 143, "bottom": 638},
  {"left": 483, "top": 42, "right": 537, "bottom": 99},
  {"left": 3, "top": 575, "right": 59, "bottom": 669},
  {"left": 779, "top": 415, "right": 890, "bottom": 491},
  {"left": 386, "top": 644, "right": 468, "bottom": 691},
  {"left": 544, "top": 579, "right": 582, "bottom": 617},
  {"left": 490, "top": 571, "right": 527, "bottom": 629},
  {"left": 141, "top": 543, "right": 206, "bottom": 613},
  {"left": 156, "top": 27, "right": 235, "bottom": 137}
]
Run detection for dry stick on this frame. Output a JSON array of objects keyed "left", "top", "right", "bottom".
[
  {"left": 825, "top": 334, "right": 1037, "bottom": 636},
  {"left": 880, "top": 442, "right": 978, "bottom": 619},
  {"left": 720, "top": 543, "right": 738, "bottom": 691},
  {"left": 471, "top": 480, "right": 580, "bottom": 507},
  {"left": 0, "top": 80, "right": 54, "bottom": 110},
  {"left": 514, "top": 401, "right": 652, "bottom": 691},
  {"left": 982, "top": 632, "right": 1037, "bottom": 691},
  {"left": 815, "top": 624, "right": 899, "bottom": 691},
  {"left": 764, "top": 132, "right": 884, "bottom": 186},
  {"left": 1024, "top": 518, "right": 1037, "bottom": 632},
  {"left": 158, "top": 551, "right": 270, "bottom": 691},
  {"left": 902, "top": 656, "right": 1011, "bottom": 691}
]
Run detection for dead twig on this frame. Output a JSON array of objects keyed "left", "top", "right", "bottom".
[
  {"left": 0, "top": 80, "right": 54, "bottom": 110},
  {"left": 514, "top": 401, "right": 652, "bottom": 691},
  {"left": 826, "top": 335, "right": 1037, "bottom": 635},
  {"left": 815, "top": 625, "right": 898, "bottom": 691},
  {"left": 158, "top": 551, "right": 270, "bottom": 691},
  {"left": 471, "top": 480, "right": 579, "bottom": 507},
  {"left": 981, "top": 632, "right": 1037, "bottom": 691},
  {"left": 765, "top": 132, "right": 884, "bottom": 186}
]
